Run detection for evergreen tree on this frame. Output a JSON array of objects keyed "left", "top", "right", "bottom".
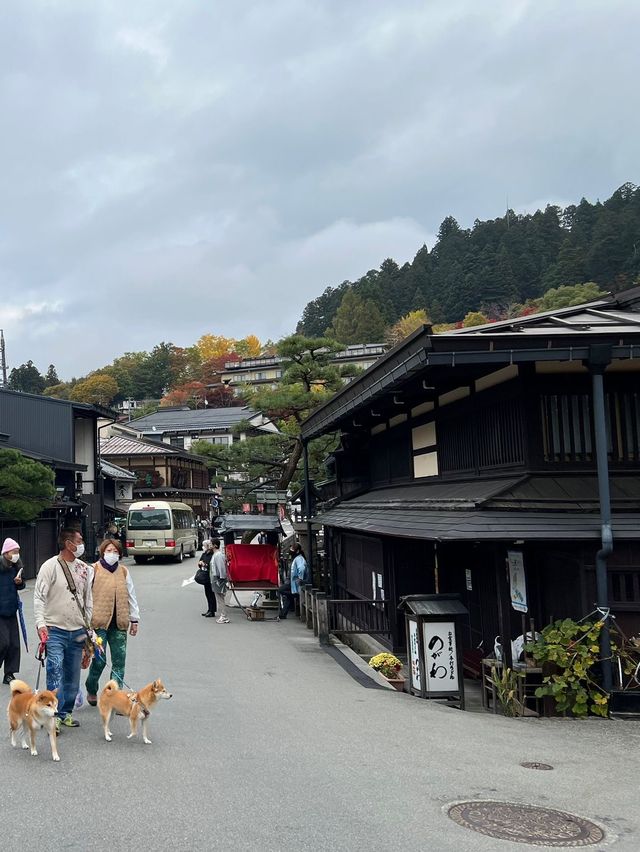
[
  {"left": 331, "top": 290, "right": 387, "bottom": 344},
  {"left": 194, "top": 335, "right": 343, "bottom": 499},
  {"left": 0, "top": 448, "right": 56, "bottom": 521},
  {"left": 44, "top": 364, "right": 59, "bottom": 386},
  {"left": 7, "top": 361, "right": 46, "bottom": 394}
]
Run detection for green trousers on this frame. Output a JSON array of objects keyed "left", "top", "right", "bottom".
[{"left": 85, "top": 626, "right": 128, "bottom": 696}]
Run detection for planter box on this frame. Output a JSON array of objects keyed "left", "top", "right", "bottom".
[{"left": 245, "top": 607, "right": 265, "bottom": 621}]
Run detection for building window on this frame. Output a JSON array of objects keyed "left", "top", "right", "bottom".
[
  {"left": 540, "top": 391, "right": 640, "bottom": 463},
  {"left": 609, "top": 570, "right": 640, "bottom": 610}
]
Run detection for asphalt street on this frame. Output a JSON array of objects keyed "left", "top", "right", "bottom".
[{"left": 4, "top": 557, "right": 640, "bottom": 851}]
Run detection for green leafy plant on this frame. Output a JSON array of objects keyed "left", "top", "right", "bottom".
[
  {"left": 526, "top": 619, "right": 609, "bottom": 718},
  {"left": 369, "top": 653, "right": 403, "bottom": 679},
  {"left": 490, "top": 665, "right": 525, "bottom": 717}
]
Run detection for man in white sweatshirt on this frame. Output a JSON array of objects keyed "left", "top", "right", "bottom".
[{"left": 34, "top": 528, "right": 93, "bottom": 730}]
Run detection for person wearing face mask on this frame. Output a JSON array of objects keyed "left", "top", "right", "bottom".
[
  {"left": 0, "top": 538, "right": 26, "bottom": 685},
  {"left": 84, "top": 538, "right": 139, "bottom": 706},
  {"left": 33, "top": 527, "right": 94, "bottom": 731}
]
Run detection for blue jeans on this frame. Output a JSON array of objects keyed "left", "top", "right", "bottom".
[{"left": 46, "top": 627, "right": 86, "bottom": 718}]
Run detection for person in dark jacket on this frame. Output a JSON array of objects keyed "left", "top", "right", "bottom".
[
  {"left": 198, "top": 540, "right": 216, "bottom": 618},
  {"left": 0, "top": 537, "right": 26, "bottom": 685}
]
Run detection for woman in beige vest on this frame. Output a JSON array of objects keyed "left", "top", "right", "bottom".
[{"left": 85, "top": 538, "right": 139, "bottom": 706}]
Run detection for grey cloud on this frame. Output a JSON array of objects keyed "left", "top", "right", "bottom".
[{"left": 0, "top": 0, "right": 638, "bottom": 377}]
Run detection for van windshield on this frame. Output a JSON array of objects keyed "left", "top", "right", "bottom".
[{"left": 128, "top": 509, "right": 171, "bottom": 530}]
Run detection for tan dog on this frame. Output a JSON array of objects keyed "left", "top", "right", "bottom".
[
  {"left": 7, "top": 680, "right": 60, "bottom": 762},
  {"left": 97, "top": 679, "right": 172, "bottom": 744}
]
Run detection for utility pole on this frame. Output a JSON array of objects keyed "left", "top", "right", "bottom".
[{"left": 0, "top": 330, "right": 7, "bottom": 386}]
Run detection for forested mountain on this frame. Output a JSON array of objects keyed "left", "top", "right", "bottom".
[{"left": 297, "top": 183, "right": 640, "bottom": 335}]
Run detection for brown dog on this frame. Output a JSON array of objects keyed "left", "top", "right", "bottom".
[
  {"left": 97, "top": 679, "right": 172, "bottom": 744},
  {"left": 7, "top": 680, "right": 60, "bottom": 762}
]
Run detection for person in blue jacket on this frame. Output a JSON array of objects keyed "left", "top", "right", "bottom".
[{"left": 279, "top": 544, "right": 308, "bottom": 620}]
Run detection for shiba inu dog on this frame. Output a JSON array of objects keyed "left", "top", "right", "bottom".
[
  {"left": 97, "top": 679, "right": 172, "bottom": 744},
  {"left": 7, "top": 680, "right": 60, "bottom": 762}
]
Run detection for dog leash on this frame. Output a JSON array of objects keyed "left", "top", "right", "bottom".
[{"left": 34, "top": 641, "right": 46, "bottom": 692}]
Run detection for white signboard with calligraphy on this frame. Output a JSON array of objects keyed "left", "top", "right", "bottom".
[
  {"left": 423, "top": 621, "right": 459, "bottom": 694},
  {"left": 408, "top": 619, "right": 421, "bottom": 691},
  {"left": 507, "top": 550, "right": 528, "bottom": 613}
]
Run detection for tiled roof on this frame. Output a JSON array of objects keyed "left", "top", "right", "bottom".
[
  {"left": 100, "top": 435, "right": 180, "bottom": 456},
  {"left": 128, "top": 406, "right": 260, "bottom": 433},
  {"left": 100, "top": 458, "right": 137, "bottom": 480},
  {"left": 317, "top": 506, "right": 640, "bottom": 541}
]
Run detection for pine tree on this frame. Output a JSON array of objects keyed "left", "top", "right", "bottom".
[{"left": 44, "top": 364, "right": 59, "bottom": 386}]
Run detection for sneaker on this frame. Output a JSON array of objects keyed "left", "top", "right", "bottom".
[
  {"left": 216, "top": 616, "right": 230, "bottom": 623},
  {"left": 204, "top": 612, "right": 216, "bottom": 618},
  {"left": 86, "top": 694, "right": 97, "bottom": 706},
  {"left": 3, "top": 673, "right": 16, "bottom": 685},
  {"left": 55, "top": 717, "right": 61, "bottom": 736},
  {"left": 61, "top": 714, "right": 80, "bottom": 728}
]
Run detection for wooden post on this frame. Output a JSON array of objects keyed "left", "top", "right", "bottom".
[
  {"left": 304, "top": 584, "right": 313, "bottom": 629},
  {"left": 312, "top": 589, "right": 319, "bottom": 636},
  {"left": 299, "top": 585, "right": 306, "bottom": 622},
  {"left": 316, "top": 593, "right": 329, "bottom": 645}
]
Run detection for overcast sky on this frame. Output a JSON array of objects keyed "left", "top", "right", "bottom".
[{"left": 1, "top": 1, "right": 638, "bottom": 379}]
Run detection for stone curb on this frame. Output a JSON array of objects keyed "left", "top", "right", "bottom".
[{"left": 329, "top": 636, "right": 397, "bottom": 690}]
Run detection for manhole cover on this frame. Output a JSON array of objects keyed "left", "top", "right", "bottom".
[
  {"left": 447, "top": 801, "right": 605, "bottom": 847},
  {"left": 521, "top": 761, "right": 554, "bottom": 770}
]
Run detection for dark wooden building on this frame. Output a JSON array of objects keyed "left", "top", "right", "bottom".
[
  {"left": 300, "top": 289, "right": 640, "bottom": 658},
  {"left": 0, "top": 388, "right": 107, "bottom": 576}
]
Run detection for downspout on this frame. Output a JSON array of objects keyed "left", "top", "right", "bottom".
[
  {"left": 587, "top": 344, "right": 613, "bottom": 694},
  {"left": 302, "top": 438, "right": 314, "bottom": 575}
]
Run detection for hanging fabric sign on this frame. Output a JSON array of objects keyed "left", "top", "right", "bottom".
[{"left": 507, "top": 550, "right": 528, "bottom": 613}]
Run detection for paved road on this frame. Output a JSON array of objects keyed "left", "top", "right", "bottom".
[{"left": 4, "top": 558, "right": 640, "bottom": 851}]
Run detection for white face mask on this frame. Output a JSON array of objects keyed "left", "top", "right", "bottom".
[
  {"left": 103, "top": 552, "right": 119, "bottom": 566},
  {"left": 70, "top": 542, "right": 85, "bottom": 559},
  {"left": 10, "top": 553, "right": 20, "bottom": 564}
]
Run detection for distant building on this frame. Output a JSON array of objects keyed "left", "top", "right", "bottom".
[
  {"left": 220, "top": 344, "right": 388, "bottom": 392},
  {"left": 100, "top": 434, "right": 214, "bottom": 516},
  {"left": 113, "top": 405, "right": 278, "bottom": 451},
  {"left": 114, "top": 399, "right": 160, "bottom": 416}
]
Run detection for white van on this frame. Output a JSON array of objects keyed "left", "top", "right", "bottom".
[{"left": 126, "top": 500, "right": 198, "bottom": 564}]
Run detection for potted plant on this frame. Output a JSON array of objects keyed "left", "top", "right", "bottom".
[
  {"left": 526, "top": 619, "right": 610, "bottom": 717},
  {"left": 369, "top": 652, "right": 405, "bottom": 691}
]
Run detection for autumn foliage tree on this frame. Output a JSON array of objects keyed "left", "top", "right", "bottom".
[
  {"left": 70, "top": 373, "right": 119, "bottom": 406},
  {"left": 386, "top": 309, "right": 430, "bottom": 346}
]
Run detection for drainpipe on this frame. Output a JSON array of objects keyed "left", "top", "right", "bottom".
[
  {"left": 302, "top": 439, "right": 314, "bottom": 574},
  {"left": 588, "top": 344, "right": 613, "bottom": 694}
]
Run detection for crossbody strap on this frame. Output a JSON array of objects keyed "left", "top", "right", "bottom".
[{"left": 57, "top": 558, "right": 92, "bottom": 633}]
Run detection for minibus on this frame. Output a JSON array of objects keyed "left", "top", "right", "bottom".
[{"left": 126, "top": 500, "right": 198, "bottom": 563}]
